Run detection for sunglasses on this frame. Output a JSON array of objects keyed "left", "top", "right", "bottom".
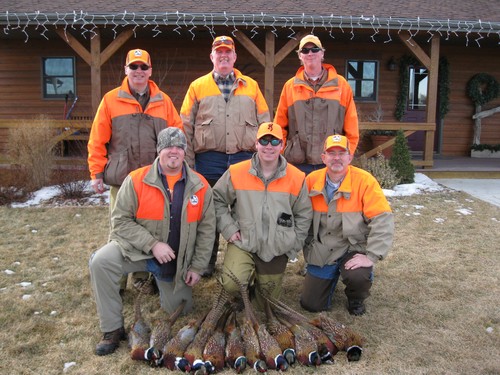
[
  {"left": 213, "top": 39, "right": 234, "bottom": 48},
  {"left": 258, "top": 138, "right": 282, "bottom": 147},
  {"left": 128, "top": 64, "right": 150, "bottom": 71},
  {"left": 300, "top": 47, "right": 322, "bottom": 54}
]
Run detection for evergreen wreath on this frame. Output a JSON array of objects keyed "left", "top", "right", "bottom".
[{"left": 466, "top": 73, "right": 499, "bottom": 106}]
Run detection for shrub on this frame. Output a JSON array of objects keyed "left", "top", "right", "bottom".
[
  {"left": 8, "top": 115, "right": 59, "bottom": 191},
  {"left": 358, "top": 153, "right": 401, "bottom": 189},
  {"left": 53, "top": 168, "right": 90, "bottom": 200},
  {"left": 389, "top": 129, "right": 415, "bottom": 184}
]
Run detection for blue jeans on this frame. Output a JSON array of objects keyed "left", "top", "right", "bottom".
[
  {"left": 146, "top": 258, "right": 174, "bottom": 282},
  {"left": 195, "top": 151, "right": 254, "bottom": 181}
]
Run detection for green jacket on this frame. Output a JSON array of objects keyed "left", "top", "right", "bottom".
[
  {"left": 213, "top": 154, "right": 312, "bottom": 262},
  {"left": 109, "top": 158, "right": 216, "bottom": 292}
]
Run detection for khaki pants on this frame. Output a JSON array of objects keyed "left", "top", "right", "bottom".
[
  {"left": 221, "top": 244, "right": 288, "bottom": 309},
  {"left": 109, "top": 185, "right": 149, "bottom": 289},
  {"left": 89, "top": 241, "right": 192, "bottom": 333}
]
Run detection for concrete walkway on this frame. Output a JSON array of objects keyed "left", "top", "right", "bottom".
[{"left": 433, "top": 179, "right": 500, "bottom": 208}]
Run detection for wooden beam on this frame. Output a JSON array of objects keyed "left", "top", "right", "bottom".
[
  {"left": 234, "top": 31, "right": 265, "bottom": 66},
  {"left": 398, "top": 31, "right": 431, "bottom": 69},
  {"left": 90, "top": 30, "right": 101, "bottom": 114},
  {"left": 423, "top": 35, "right": 440, "bottom": 168},
  {"left": 274, "top": 31, "right": 306, "bottom": 67},
  {"left": 264, "top": 31, "right": 275, "bottom": 113},
  {"left": 55, "top": 28, "right": 91, "bottom": 66},
  {"left": 100, "top": 28, "right": 134, "bottom": 65}
]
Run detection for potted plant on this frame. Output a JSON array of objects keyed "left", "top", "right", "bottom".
[
  {"left": 470, "top": 143, "right": 500, "bottom": 158},
  {"left": 368, "top": 130, "right": 397, "bottom": 158}
]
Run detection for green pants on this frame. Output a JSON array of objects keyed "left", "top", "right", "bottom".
[{"left": 221, "top": 243, "right": 288, "bottom": 309}]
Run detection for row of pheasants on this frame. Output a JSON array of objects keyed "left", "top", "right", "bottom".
[{"left": 128, "top": 274, "right": 364, "bottom": 373}]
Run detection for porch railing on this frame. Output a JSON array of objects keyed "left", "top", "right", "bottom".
[{"left": 0, "top": 119, "right": 436, "bottom": 168}]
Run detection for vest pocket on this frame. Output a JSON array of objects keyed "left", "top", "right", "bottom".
[
  {"left": 104, "top": 149, "right": 129, "bottom": 186},
  {"left": 194, "top": 119, "right": 216, "bottom": 151},
  {"left": 284, "top": 133, "right": 306, "bottom": 164}
]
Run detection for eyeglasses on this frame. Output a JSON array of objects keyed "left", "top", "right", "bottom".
[
  {"left": 128, "top": 64, "right": 150, "bottom": 71},
  {"left": 325, "top": 150, "right": 349, "bottom": 157},
  {"left": 258, "top": 138, "right": 282, "bottom": 147},
  {"left": 212, "top": 39, "right": 234, "bottom": 48},
  {"left": 299, "top": 47, "right": 322, "bottom": 54}
]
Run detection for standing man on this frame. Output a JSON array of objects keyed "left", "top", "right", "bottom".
[
  {"left": 88, "top": 49, "right": 182, "bottom": 293},
  {"left": 213, "top": 122, "right": 312, "bottom": 307},
  {"left": 181, "top": 36, "right": 270, "bottom": 277},
  {"left": 89, "top": 127, "right": 215, "bottom": 356},
  {"left": 274, "top": 35, "right": 359, "bottom": 174},
  {"left": 300, "top": 135, "right": 394, "bottom": 316}
]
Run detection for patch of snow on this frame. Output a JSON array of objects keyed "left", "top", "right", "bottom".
[
  {"left": 17, "top": 282, "right": 32, "bottom": 288},
  {"left": 63, "top": 362, "right": 77, "bottom": 372},
  {"left": 455, "top": 208, "right": 473, "bottom": 215},
  {"left": 4, "top": 269, "right": 15, "bottom": 275},
  {"left": 22, "top": 294, "right": 32, "bottom": 300},
  {"left": 384, "top": 173, "right": 444, "bottom": 197}
]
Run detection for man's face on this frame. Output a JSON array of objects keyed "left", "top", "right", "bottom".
[
  {"left": 321, "top": 147, "right": 353, "bottom": 175},
  {"left": 125, "top": 62, "right": 152, "bottom": 91},
  {"left": 298, "top": 42, "right": 324, "bottom": 70},
  {"left": 158, "top": 146, "right": 185, "bottom": 174},
  {"left": 255, "top": 136, "right": 283, "bottom": 164},
  {"left": 210, "top": 47, "right": 237, "bottom": 76}
]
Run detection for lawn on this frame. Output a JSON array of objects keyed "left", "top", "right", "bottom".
[{"left": 0, "top": 190, "right": 499, "bottom": 375}]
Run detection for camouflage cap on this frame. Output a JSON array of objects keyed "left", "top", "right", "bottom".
[{"left": 157, "top": 127, "right": 187, "bottom": 153}]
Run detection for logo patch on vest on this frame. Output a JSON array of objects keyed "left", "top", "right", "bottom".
[{"left": 190, "top": 195, "right": 199, "bottom": 205}]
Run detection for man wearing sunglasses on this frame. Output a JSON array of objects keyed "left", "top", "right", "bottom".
[
  {"left": 88, "top": 48, "right": 182, "bottom": 295},
  {"left": 181, "top": 36, "right": 270, "bottom": 277},
  {"left": 300, "top": 135, "right": 394, "bottom": 316},
  {"left": 213, "top": 122, "right": 312, "bottom": 308},
  {"left": 274, "top": 34, "right": 359, "bottom": 175}
]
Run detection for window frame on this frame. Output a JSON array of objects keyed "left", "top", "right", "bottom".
[
  {"left": 41, "top": 57, "right": 76, "bottom": 100},
  {"left": 346, "top": 59, "right": 379, "bottom": 102}
]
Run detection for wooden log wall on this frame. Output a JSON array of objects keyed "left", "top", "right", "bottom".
[{"left": 0, "top": 30, "right": 499, "bottom": 158}]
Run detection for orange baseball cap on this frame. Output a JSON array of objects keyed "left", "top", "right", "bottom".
[
  {"left": 212, "top": 36, "right": 235, "bottom": 51},
  {"left": 324, "top": 134, "right": 349, "bottom": 152},
  {"left": 126, "top": 49, "right": 152, "bottom": 66},
  {"left": 257, "top": 122, "right": 283, "bottom": 140}
]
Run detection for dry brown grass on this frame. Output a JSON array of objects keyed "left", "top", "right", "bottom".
[{"left": 0, "top": 191, "right": 499, "bottom": 375}]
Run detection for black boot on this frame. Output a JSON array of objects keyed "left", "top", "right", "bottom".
[
  {"left": 347, "top": 299, "right": 366, "bottom": 316},
  {"left": 95, "top": 327, "right": 127, "bottom": 356}
]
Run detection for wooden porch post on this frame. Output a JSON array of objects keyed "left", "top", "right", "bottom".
[
  {"left": 264, "top": 31, "right": 275, "bottom": 114},
  {"left": 90, "top": 30, "right": 101, "bottom": 114}
]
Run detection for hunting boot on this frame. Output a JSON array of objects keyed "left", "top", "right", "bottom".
[
  {"left": 95, "top": 327, "right": 127, "bottom": 356},
  {"left": 347, "top": 299, "right": 366, "bottom": 316}
]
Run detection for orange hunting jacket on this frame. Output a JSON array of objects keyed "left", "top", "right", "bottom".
[
  {"left": 87, "top": 78, "right": 182, "bottom": 186},
  {"left": 304, "top": 166, "right": 394, "bottom": 266},
  {"left": 110, "top": 158, "right": 215, "bottom": 293},
  {"left": 274, "top": 64, "right": 359, "bottom": 164},
  {"left": 180, "top": 69, "right": 270, "bottom": 167},
  {"left": 213, "top": 154, "right": 312, "bottom": 262}
]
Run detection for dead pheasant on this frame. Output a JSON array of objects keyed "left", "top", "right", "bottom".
[
  {"left": 263, "top": 299, "right": 296, "bottom": 366},
  {"left": 184, "top": 286, "right": 230, "bottom": 373},
  {"left": 309, "top": 312, "right": 365, "bottom": 362},
  {"left": 147, "top": 299, "right": 186, "bottom": 364},
  {"left": 202, "top": 305, "right": 232, "bottom": 373},
  {"left": 128, "top": 291, "right": 155, "bottom": 362},
  {"left": 224, "top": 311, "right": 247, "bottom": 373},
  {"left": 224, "top": 269, "right": 287, "bottom": 372},
  {"left": 266, "top": 295, "right": 337, "bottom": 363}
]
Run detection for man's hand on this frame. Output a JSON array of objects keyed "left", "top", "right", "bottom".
[
  {"left": 185, "top": 270, "right": 201, "bottom": 287},
  {"left": 91, "top": 178, "right": 105, "bottom": 194},
  {"left": 344, "top": 253, "right": 374, "bottom": 270},
  {"left": 228, "top": 230, "right": 241, "bottom": 243},
  {"left": 151, "top": 242, "right": 176, "bottom": 264}
]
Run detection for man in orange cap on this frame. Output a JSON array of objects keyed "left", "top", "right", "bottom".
[
  {"left": 181, "top": 36, "right": 270, "bottom": 277},
  {"left": 275, "top": 34, "right": 359, "bottom": 174},
  {"left": 213, "top": 122, "right": 312, "bottom": 307},
  {"left": 88, "top": 48, "right": 182, "bottom": 294},
  {"left": 300, "top": 134, "right": 394, "bottom": 315}
]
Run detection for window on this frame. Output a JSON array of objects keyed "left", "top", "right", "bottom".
[
  {"left": 408, "top": 66, "right": 428, "bottom": 110},
  {"left": 346, "top": 60, "right": 378, "bottom": 101},
  {"left": 42, "top": 57, "right": 75, "bottom": 99}
]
